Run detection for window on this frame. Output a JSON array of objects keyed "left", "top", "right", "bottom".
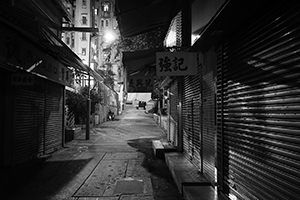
[
  {"left": 102, "top": 3, "right": 109, "bottom": 12},
  {"left": 71, "top": 38, "right": 74, "bottom": 48},
  {"left": 82, "top": 0, "right": 86, "bottom": 9},
  {"left": 82, "top": 16, "right": 87, "bottom": 25},
  {"left": 82, "top": 48, "right": 86, "bottom": 56},
  {"left": 106, "top": 19, "right": 109, "bottom": 27},
  {"left": 101, "top": 19, "right": 104, "bottom": 27},
  {"left": 94, "top": 8, "right": 98, "bottom": 16},
  {"left": 66, "top": 37, "right": 70, "bottom": 44},
  {"left": 81, "top": 32, "right": 86, "bottom": 40}
]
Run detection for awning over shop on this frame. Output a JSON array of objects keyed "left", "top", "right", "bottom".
[
  {"left": 190, "top": 0, "right": 273, "bottom": 52},
  {"left": 0, "top": 2, "right": 103, "bottom": 82},
  {"left": 115, "top": 0, "right": 181, "bottom": 37},
  {"left": 123, "top": 48, "right": 161, "bottom": 92},
  {"left": 123, "top": 48, "right": 162, "bottom": 72}
]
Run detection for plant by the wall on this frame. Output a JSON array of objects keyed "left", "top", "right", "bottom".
[{"left": 66, "top": 90, "right": 86, "bottom": 124}]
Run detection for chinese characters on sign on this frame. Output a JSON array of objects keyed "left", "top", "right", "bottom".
[
  {"left": 0, "top": 26, "right": 73, "bottom": 87},
  {"left": 156, "top": 52, "right": 197, "bottom": 76},
  {"left": 5, "top": 36, "right": 23, "bottom": 65},
  {"left": 11, "top": 73, "right": 34, "bottom": 86},
  {"left": 128, "top": 76, "right": 153, "bottom": 92}
]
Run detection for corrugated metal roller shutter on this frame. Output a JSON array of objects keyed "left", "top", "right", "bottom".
[
  {"left": 0, "top": 68, "right": 7, "bottom": 168},
  {"left": 45, "top": 81, "right": 63, "bottom": 154},
  {"left": 182, "top": 73, "right": 201, "bottom": 167},
  {"left": 169, "top": 80, "right": 178, "bottom": 145},
  {"left": 14, "top": 76, "right": 45, "bottom": 165},
  {"left": 170, "top": 80, "right": 178, "bottom": 122},
  {"left": 202, "top": 47, "right": 217, "bottom": 184},
  {"left": 216, "top": 43, "right": 224, "bottom": 192},
  {"left": 0, "top": 70, "right": 5, "bottom": 130},
  {"left": 217, "top": 2, "right": 300, "bottom": 199}
]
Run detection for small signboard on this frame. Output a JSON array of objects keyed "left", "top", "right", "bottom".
[
  {"left": 128, "top": 76, "right": 153, "bottom": 93},
  {"left": 11, "top": 73, "right": 34, "bottom": 86},
  {"left": 156, "top": 52, "right": 197, "bottom": 76}
]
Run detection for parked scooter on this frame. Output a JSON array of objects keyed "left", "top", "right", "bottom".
[{"left": 107, "top": 110, "right": 115, "bottom": 121}]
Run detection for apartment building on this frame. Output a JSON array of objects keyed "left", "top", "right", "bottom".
[{"left": 62, "top": 0, "right": 123, "bottom": 116}]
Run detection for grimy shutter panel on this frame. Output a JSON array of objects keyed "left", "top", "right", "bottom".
[
  {"left": 170, "top": 80, "right": 178, "bottom": 122},
  {"left": 0, "top": 68, "right": 7, "bottom": 168},
  {"left": 182, "top": 74, "right": 201, "bottom": 168},
  {"left": 0, "top": 70, "right": 5, "bottom": 132},
  {"left": 217, "top": 2, "right": 300, "bottom": 199},
  {"left": 202, "top": 47, "right": 217, "bottom": 185},
  {"left": 45, "top": 81, "right": 63, "bottom": 154},
  {"left": 169, "top": 80, "right": 178, "bottom": 145},
  {"left": 14, "top": 76, "right": 45, "bottom": 165}
]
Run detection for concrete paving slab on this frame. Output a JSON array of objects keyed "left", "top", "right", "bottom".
[
  {"left": 102, "top": 177, "right": 153, "bottom": 197},
  {"left": 114, "top": 178, "right": 144, "bottom": 195},
  {"left": 74, "top": 159, "right": 128, "bottom": 197}
]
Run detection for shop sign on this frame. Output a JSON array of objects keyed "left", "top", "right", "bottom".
[
  {"left": 11, "top": 73, "right": 34, "bottom": 86},
  {"left": 156, "top": 52, "right": 197, "bottom": 76},
  {"left": 128, "top": 76, "right": 153, "bottom": 92},
  {"left": 0, "top": 25, "right": 73, "bottom": 86}
]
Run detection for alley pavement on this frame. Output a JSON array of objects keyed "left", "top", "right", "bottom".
[{"left": 4, "top": 105, "right": 181, "bottom": 200}]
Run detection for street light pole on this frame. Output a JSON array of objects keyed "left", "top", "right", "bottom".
[
  {"left": 86, "top": 33, "right": 92, "bottom": 140},
  {"left": 86, "top": 69, "right": 91, "bottom": 140}
]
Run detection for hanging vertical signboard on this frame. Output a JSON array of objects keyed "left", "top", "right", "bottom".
[{"left": 156, "top": 51, "right": 197, "bottom": 76}]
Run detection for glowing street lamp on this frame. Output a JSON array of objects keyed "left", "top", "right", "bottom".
[{"left": 104, "top": 30, "right": 116, "bottom": 43}]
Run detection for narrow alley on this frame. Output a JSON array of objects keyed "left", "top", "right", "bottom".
[{"left": 5, "top": 105, "right": 181, "bottom": 200}]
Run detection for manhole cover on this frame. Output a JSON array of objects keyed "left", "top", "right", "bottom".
[{"left": 114, "top": 178, "right": 144, "bottom": 195}]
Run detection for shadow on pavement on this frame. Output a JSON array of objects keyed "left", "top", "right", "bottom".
[
  {"left": 3, "top": 157, "right": 93, "bottom": 199},
  {"left": 127, "top": 138, "right": 182, "bottom": 200}
]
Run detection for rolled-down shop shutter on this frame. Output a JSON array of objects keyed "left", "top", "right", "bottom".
[
  {"left": 0, "top": 68, "right": 7, "bottom": 168},
  {"left": 0, "top": 69, "right": 5, "bottom": 133},
  {"left": 45, "top": 81, "right": 63, "bottom": 154},
  {"left": 217, "top": 2, "right": 300, "bottom": 199},
  {"left": 202, "top": 48, "right": 217, "bottom": 184},
  {"left": 182, "top": 72, "right": 201, "bottom": 168},
  {"left": 169, "top": 80, "right": 178, "bottom": 145},
  {"left": 14, "top": 76, "right": 45, "bottom": 165}
]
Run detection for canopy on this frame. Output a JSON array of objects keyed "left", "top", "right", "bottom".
[
  {"left": 123, "top": 48, "right": 162, "bottom": 72},
  {"left": 0, "top": 2, "right": 103, "bottom": 82},
  {"left": 115, "top": 0, "right": 181, "bottom": 37}
]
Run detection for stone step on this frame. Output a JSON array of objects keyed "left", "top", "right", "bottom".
[
  {"left": 183, "top": 185, "right": 227, "bottom": 200},
  {"left": 165, "top": 152, "right": 211, "bottom": 194},
  {"left": 152, "top": 139, "right": 177, "bottom": 159}
]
